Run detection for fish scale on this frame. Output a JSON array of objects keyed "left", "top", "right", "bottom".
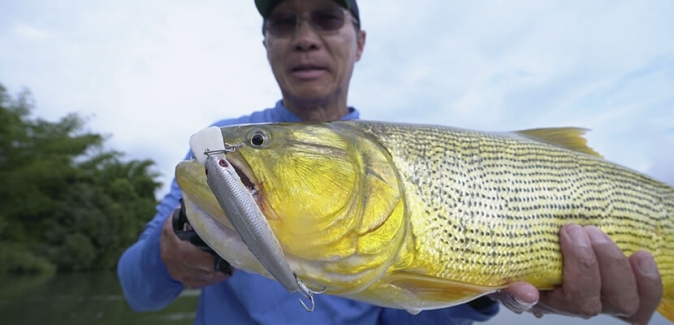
[{"left": 356, "top": 121, "right": 673, "bottom": 288}]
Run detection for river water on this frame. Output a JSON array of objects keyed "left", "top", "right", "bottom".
[
  {"left": 0, "top": 272, "right": 198, "bottom": 325},
  {"left": 0, "top": 272, "right": 668, "bottom": 325}
]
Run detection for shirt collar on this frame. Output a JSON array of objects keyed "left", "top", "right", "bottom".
[{"left": 273, "top": 100, "right": 360, "bottom": 122}]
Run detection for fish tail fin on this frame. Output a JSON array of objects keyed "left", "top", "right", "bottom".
[{"left": 657, "top": 298, "right": 674, "bottom": 323}]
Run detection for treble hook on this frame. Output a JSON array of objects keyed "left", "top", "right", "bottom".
[
  {"left": 204, "top": 142, "right": 244, "bottom": 156},
  {"left": 295, "top": 275, "right": 327, "bottom": 312}
]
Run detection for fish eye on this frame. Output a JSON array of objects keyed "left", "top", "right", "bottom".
[{"left": 248, "top": 129, "right": 269, "bottom": 148}]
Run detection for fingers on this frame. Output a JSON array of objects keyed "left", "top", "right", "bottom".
[
  {"left": 585, "top": 226, "right": 639, "bottom": 317},
  {"left": 526, "top": 224, "right": 662, "bottom": 324},
  {"left": 172, "top": 246, "right": 220, "bottom": 272},
  {"left": 176, "top": 267, "right": 229, "bottom": 289},
  {"left": 497, "top": 282, "right": 539, "bottom": 314},
  {"left": 537, "top": 224, "right": 602, "bottom": 318},
  {"left": 620, "top": 251, "right": 663, "bottom": 325},
  {"left": 164, "top": 244, "right": 230, "bottom": 288},
  {"left": 160, "top": 214, "right": 231, "bottom": 288}
]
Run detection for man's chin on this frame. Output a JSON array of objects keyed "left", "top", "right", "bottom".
[{"left": 284, "top": 87, "right": 336, "bottom": 104}]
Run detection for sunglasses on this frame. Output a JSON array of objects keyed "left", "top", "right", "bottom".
[{"left": 265, "top": 7, "right": 359, "bottom": 38}]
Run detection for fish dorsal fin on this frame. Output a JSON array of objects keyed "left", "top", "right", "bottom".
[{"left": 514, "top": 127, "right": 603, "bottom": 158}]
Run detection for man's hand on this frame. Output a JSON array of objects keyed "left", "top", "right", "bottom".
[
  {"left": 495, "top": 224, "right": 663, "bottom": 325},
  {"left": 160, "top": 214, "right": 232, "bottom": 289}
]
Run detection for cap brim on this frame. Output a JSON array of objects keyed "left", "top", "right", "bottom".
[{"left": 255, "top": 0, "right": 351, "bottom": 17}]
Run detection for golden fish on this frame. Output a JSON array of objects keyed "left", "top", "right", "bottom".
[{"left": 175, "top": 120, "right": 674, "bottom": 322}]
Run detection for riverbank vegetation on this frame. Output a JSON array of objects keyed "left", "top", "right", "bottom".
[{"left": 0, "top": 83, "right": 162, "bottom": 275}]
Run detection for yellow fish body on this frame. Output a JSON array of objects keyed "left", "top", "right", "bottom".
[{"left": 175, "top": 120, "right": 674, "bottom": 321}]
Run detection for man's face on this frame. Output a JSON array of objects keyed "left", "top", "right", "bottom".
[{"left": 262, "top": 0, "right": 366, "bottom": 105}]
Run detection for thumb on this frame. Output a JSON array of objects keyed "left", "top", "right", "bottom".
[{"left": 490, "top": 282, "right": 539, "bottom": 314}]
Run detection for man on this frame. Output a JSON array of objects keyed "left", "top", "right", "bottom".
[{"left": 117, "top": 0, "right": 664, "bottom": 324}]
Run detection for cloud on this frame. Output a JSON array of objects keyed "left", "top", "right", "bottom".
[
  {"left": 13, "top": 24, "right": 51, "bottom": 40},
  {"left": 643, "top": 128, "right": 674, "bottom": 186},
  {"left": 353, "top": 1, "right": 673, "bottom": 131}
]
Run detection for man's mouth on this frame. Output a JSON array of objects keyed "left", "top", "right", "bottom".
[{"left": 291, "top": 64, "right": 327, "bottom": 79}]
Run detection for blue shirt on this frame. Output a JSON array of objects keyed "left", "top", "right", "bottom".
[{"left": 117, "top": 100, "right": 500, "bottom": 324}]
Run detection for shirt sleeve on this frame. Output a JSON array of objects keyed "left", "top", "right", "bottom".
[
  {"left": 116, "top": 118, "right": 243, "bottom": 311},
  {"left": 116, "top": 151, "right": 193, "bottom": 311},
  {"left": 379, "top": 297, "right": 500, "bottom": 325}
]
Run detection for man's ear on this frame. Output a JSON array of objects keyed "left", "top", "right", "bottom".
[{"left": 355, "top": 30, "right": 367, "bottom": 61}]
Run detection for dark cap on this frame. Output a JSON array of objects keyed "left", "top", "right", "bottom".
[{"left": 255, "top": 0, "right": 360, "bottom": 24}]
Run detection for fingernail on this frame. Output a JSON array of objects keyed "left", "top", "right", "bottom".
[
  {"left": 498, "top": 291, "right": 536, "bottom": 313},
  {"left": 638, "top": 254, "right": 658, "bottom": 277},
  {"left": 514, "top": 295, "right": 537, "bottom": 311},
  {"left": 585, "top": 226, "right": 608, "bottom": 244},
  {"left": 566, "top": 224, "right": 590, "bottom": 247}
]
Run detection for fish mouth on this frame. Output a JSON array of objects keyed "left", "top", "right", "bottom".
[{"left": 226, "top": 152, "right": 261, "bottom": 200}]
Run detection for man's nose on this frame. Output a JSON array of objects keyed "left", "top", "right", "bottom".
[{"left": 292, "top": 18, "right": 320, "bottom": 51}]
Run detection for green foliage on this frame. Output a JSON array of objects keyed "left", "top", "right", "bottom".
[
  {"left": 0, "top": 83, "right": 162, "bottom": 274},
  {"left": 0, "top": 245, "right": 56, "bottom": 275}
]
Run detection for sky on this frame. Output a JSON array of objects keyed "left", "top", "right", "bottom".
[{"left": 0, "top": 0, "right": 672, "bottom": 324}]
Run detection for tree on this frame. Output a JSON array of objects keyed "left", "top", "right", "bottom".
[{"left": 0, "top": 83, "right": 162, "bottom": 273}]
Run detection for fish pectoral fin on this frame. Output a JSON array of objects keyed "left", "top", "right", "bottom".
[
  {"left": 406, "top": 309, "right": 422, "bottom": 315},
  {"left": 386, "top": 271, "right": 499, "bottom": 305},
  {"left": 514, "top": 127, "right": 603, "bottom": 158}
]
